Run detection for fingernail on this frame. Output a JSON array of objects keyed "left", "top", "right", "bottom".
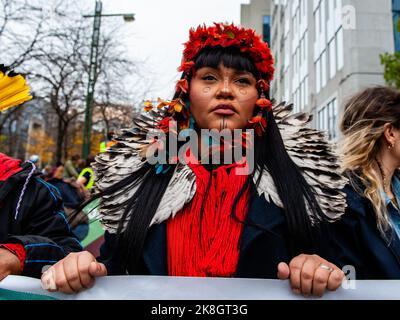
[
  {"left": 41, "top": 269, "right": 56, "bottom": 290},
  {"left": 292, "top": 288, "right": 301, "bottom": 295}
]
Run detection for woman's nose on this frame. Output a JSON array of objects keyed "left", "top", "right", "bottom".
[{"left": 216, "top": 79, "right": 234, "bottom": 99}]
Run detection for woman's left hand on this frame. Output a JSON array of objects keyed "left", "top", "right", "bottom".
[{"left": 277, "top": 254, "right": 345, "bottom": 297}]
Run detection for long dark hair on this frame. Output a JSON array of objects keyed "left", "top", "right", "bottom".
[{"left": 85, "top": 46, "right": 325, "bottom": 273}]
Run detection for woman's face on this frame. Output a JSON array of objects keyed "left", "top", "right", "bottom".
[
  {"left": 189, "top": 64, "right": 259, "bottom": 130},
  {"left": 386, "top": 127, "right": 400, "bottom": 167}
]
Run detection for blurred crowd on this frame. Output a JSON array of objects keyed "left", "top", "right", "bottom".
[{"left": 31, "top": 154, "right": 96, "bottom": 241}]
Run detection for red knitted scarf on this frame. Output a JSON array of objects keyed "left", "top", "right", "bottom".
[
  {"left": 167, "top": 155, "right": 250, "bottom": 277},
  {"left": 0, "top": 153, "right": 22, "bottom": 181}
]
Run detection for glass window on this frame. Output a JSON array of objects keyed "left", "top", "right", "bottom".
[
  {"left": 317, "top": 98, "right": 338, "bottom": 139},
  {"left": 305, "top": 31, "right": 308, "bottom": 61},
  {"left": 263, "top": 16, "right": 271, "bottom": 45},
  {"left": 328, "top": 98, "right": 338, "bottom": 139},
  {"left": 333, "top": 99, "right": 338, "bottom": 137},
  {"left": 393, "top": 0, "right": 400, "bottom": 10},
  {"left": 304, "top": 76, "right": 309, "bottom": 106},
  {"left": 321, "top": 50, "right": 327, "bottom": 88},
  {"left": 329, "top": 39, "right": 337, "bottom": 78},
  {"left": 393, "top": 0, "right": 400, "bottom": 51},
  {"left": 337, "top": 28, "right": 344, "bottom": 70},
  {"left": 315, "top": 5, "right": 321, "bottom": 40},
  {"left": 320, "top": 107, "right": 327, "bottom": 131},
  {"left": 315, "top": 59, "right": 321, "bottom": 93},
  {"left": 299, "top": 0, "right": 303, "bottom": 18}
]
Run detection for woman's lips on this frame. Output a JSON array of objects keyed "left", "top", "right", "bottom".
[{"left": 212, "top": 105, "right": 236, "bottom": 116}]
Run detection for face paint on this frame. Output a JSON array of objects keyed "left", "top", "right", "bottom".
[
  {"left": 219, "top": 116, "right": 226, "bottom": 131},
  {"left": 189, "top": 65, "right": 259, "bottom": 131},
  {"left": 223, "top": 78, "right": 229, "bottom": 93}
]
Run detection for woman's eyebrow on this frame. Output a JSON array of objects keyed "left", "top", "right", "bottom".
[{"left": 233, "top": 70, "right": 253, "bottom": 76}]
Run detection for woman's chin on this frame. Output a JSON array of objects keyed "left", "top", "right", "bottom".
[{"left": 203, "top": 120, "right": 246, "bottom": 131}]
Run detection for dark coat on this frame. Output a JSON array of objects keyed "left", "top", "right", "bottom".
[
  {"left": 329, "top": 185, "right": 400, "bottom": 279},
  {"left": 0, "top": 161, "right": 83, "bottom": 278},
  {"left": 98, "top": 195, "right": 334, "bottom": 278}
]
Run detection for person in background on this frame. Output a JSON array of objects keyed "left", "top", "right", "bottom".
[
  {"left": 64, "top": 154, "right": 80, "bottom": 179},
  {"left": 333, "top": 86, "right": 400, "bottom": 278},
  {"left": 47, "top": 165, "right": 90, "bottom": 242},
  {"left": 41, "top": 164, "right": 54, "bottom": 181},
  {"left": 106, "top": 131, "right": 116, "bottom": 149},
  {"left": 100, "top": 131, "right": 116, "bottom": 153},
  {"left": 77, "top": 156, "right": 95, "bottom": 191},
  {"left": 0, "top": 64, "right": 82, "bottom": 280},
  {"left": 29, "top": 154, "right": 40, "bottom": 166}
]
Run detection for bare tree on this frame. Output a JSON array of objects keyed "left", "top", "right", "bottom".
[
  {"left": 1, "top": 0, "right": 153, "bottom": 162},
  {"left": 0, "top": 0, "right": 66, "bottom": 68},
  {"left": 28, "top": 20, "right": 88, "bottom": 162}
]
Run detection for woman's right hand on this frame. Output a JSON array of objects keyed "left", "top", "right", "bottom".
[{"left": 41, "top": 251, "right": 107, "bottom": 294}]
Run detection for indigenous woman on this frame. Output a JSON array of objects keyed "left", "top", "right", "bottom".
[{"left": 42, "top": 23, "right": 347, "bottom": 296}]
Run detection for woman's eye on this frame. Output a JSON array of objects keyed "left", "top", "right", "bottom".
[
  {"left": 202, "top": 75, "right": 217, "bottom": 81},
  {"left": 236, "top": 78, "right": 251, "bottom": 85}
]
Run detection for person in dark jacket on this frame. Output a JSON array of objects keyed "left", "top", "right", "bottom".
[
  {"left": 47, "top": 164, "right": 90, "bottom": 241},
  {"left": 41, "top": 23, "right": 348, "bottom": 296},
  {"left": 0, "top": 65, "right": 82, "bottom": 280},
  {"left": 0, "top": 153, "right": 83, "bottom": 279},
  {"left": 333, "top": 86, "right": 400, "bottom": 279}
]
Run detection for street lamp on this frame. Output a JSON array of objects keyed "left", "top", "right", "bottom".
[{"left": 82, "top": 0, "right": 134, "bottom": 159}]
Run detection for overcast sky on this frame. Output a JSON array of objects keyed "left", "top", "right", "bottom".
[{"left": 83, "top": 0, "right": 250, "bottom": 101}]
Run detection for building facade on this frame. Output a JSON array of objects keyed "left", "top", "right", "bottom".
[
  {"left": 241, "top": 0, "right": 273, "bottom": 45},
  {"left": 243, "top": 0, "right": 397, "bottom": 141}
]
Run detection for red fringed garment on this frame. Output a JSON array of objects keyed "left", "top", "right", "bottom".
[{"left": 167, "top": 157, "right": 250, "bottom": 277}]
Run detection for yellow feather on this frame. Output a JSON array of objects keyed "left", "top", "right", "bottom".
[
  {"left": 0, "top": 73, "right": 23, "bottom": 91},
  {"left": 0, "top": 71, "right": 32, "bottom": 112},
  {"left": 0, "top": 89, "right": 32, "bottom": 112},
  {"left": 0, "top": 79, "right": 28, "bottom": 101}
]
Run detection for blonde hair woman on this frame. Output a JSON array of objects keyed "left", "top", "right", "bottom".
[{"left": 336, "top": 86, "right": 400, "bottom": 278}]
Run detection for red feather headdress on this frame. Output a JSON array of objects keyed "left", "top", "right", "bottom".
[{"left": 178, "top": 23, "right": 275, "bottom": 83}]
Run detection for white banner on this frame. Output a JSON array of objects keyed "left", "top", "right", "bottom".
[{"left": 1, "top": 275, "right": 400, "bottom": 300}]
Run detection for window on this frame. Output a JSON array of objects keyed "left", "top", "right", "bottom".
[
  {"left": 317, "top": 98, "right": 338, "bottom": 140},
  {"left": 318, "top": 107, "right": 328, "bottom": 132},
  {"left": 315, "top": 4, "right": 321, "bottom": 41},
  {"left": 300, "top": 76, "right": 309, "bottom": 110},
  {"left": 315, "top": 58, "right": 321, "bottom": 93},
  {"left": 329, "top": 38, "right": 336, "bottom": 78},
  {"left": 393, "top": 0, "right": 400, "bottom": 51},
  {"left": 328, "top": 99, "right": 338, "bottom": 139},
  {"left": 315, "top": 51, "right": 327, "bottom": 92},
  {"left": 315, "top": 0, "right": 343, "bottom": 82},
  {"left": 304, "top": 76, "right": 309, "bottom": 106},
  {"left": 321, "top": 50, "right": 327, "bottom": 87},
  {"left": 337, "top": 28, "right": 344, "bottom": 69},
  {"left": 263, "top": 16, "right": 271, "bottom": 45}
]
